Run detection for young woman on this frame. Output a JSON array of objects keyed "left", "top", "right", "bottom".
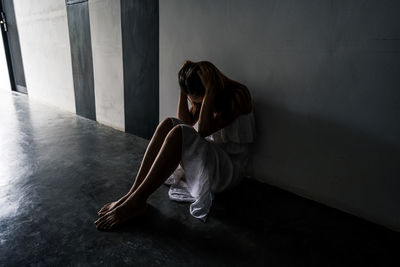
[{"left": 95, "top": 61, "right": 255, "bottom": 230}]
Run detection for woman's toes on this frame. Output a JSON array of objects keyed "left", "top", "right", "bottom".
[
  {"left": 95, "top": 211, "right": 119, "bottom": 230},
  {"left": 102, "top": 218, "right": 112, "bottom": 229},
  {"left": 97, "top": 217, "right": 109, "bottom": 229},
  {"left": 95, "top": 213, "right": 109, "bottom": 227},
  {"left": 105, "top": 218, "right": 116, "bottom": 230},
  {"left": 94, "top": 218, "right": 103, "bottom": 226},
  {"left": 98, "top": 210, "right": 107, "bottom": 216},
  {"left": 95, "top": 201, "right": 148, "bottom": 230},
  {"left": 98, "top": 203, "right": 111, "bottom": 215},
  {"left": 98, "top": 208, "right": 106, "bottom": 216},
  {"left": 99, "top": 208, "right": 108, "bottom": 215}
]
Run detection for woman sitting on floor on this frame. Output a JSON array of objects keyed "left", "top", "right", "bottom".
[{"left": 95, "top": 60, "right": 256, "bottom": 230}]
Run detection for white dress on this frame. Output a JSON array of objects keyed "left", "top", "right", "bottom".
[{"left": 165, "top": 111, "right": 256, "bottom": 221}]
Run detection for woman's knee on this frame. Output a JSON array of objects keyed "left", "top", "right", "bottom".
[
  {"left": 160, "top": 116, "right": 185, "bottom": 128},
  {"left": 162, "top": 125, "right": 183, "bottom": 146},
  {"left": 166, "top": 125, "right": 183, "bottom": 140},
  {"left": 156, "top": 117, "right": 175, "bottom": 134}
]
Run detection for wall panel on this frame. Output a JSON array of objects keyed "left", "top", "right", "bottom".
[
  {"left": 66, "top": 0, "right": 96, "bottom": 120},
  {"left": 13, "top": 0, "right": 75, "bottom": 112},
  {"left": 89, "top": 0, "right": 124, "bottom": 130},
  {"left": 121, "top": 0, "right": 159, "bottom": 139}
]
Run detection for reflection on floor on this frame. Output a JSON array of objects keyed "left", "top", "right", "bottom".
[{"left": 0, "top": 91, "right": 398, "bottom": 266}]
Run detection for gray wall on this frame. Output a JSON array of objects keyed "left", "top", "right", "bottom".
[
  {"left": 160, "top": 0, "right": 400, "bottom": 230},
  {"left": 14, "top": 0, "right": 76, "bottom": 112},
  {"left": 89, "top": 0, "right": 125, "bottom": 131}
]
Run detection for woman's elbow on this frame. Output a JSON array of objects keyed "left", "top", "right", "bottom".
[
  {"left": 177, "top": 113, "right": 184, "bottom": 122},
  {"left": 198, "top": 132, "right": 207, "bottom": 138},
  {"left": 178, "top": 114, "right": 192, "bottom": 125}
]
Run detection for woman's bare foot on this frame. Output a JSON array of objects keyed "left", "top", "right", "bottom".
[
  {"left": 97, "top": 194, "right": 130, "bottom": 216},
  {"left": 94, "top": 199, "right": 148, "bottom": 230}
]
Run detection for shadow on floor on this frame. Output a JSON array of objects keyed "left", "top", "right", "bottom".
[{"left": 113, "top": 178, "right": 400, "bottom": 267}]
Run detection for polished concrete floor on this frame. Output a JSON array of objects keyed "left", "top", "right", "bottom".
[{"left": 0, "top": 91, "right": 399, "bottom": 266}]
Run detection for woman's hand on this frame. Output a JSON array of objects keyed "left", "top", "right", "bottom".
[
  {"left": 196, "top": 64, "right": 220, "bottom": 137},
  {"left": 178, "top": 89, "right": 192, "bottom": 124},
  {"left": 197, "top": 64, "right": 220, "bottom": 94},
  {"left": 180, "top": 89, "right": 187, "bottom": 100}
]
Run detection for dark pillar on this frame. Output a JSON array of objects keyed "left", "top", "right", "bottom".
[
  {"left": 121, "top": 0, "right": 159, "bottom": 139},
  {"left": 66, "top": 0, "right": 96, "bottom": 120}
]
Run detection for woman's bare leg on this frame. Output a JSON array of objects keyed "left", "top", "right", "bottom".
[
  {"left": 98, "top": 118, "right": 175, "bottom": 215},
  {"left": 95, "top": 125, "right": 183, "bottom": 230}
]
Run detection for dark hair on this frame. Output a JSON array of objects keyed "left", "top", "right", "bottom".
[{"left": 178, "top": 61, "right": 205, "bottom": 97}]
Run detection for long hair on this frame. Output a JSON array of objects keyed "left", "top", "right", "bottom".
[
  {"left": 178, "top": 60, "right": 247, "bottom": 119},
  {"left": 178, "top": 61, "right": 205, "bottom": 97}
]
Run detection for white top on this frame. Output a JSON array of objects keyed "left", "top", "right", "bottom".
[{"left": 206, "top": 111, "right": 256, "bottom": 192}]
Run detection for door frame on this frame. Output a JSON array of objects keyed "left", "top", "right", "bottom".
[{"left": 0, "top": 1, "right": 17, "bottom": 92}]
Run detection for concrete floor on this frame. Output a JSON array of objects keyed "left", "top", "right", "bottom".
[{"left": 0, "top": 91, "right": 399, "bottom": 266}]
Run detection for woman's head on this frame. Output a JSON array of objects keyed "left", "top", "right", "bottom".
[
  {"left": 178, "top": 60, "right": 231, "bottom": 101},
  {"left": 178, "top": 61, "right": 205, "bottom": 97},
  {"left": 178, "top": 60, "right": 244, "bottom": 119}
]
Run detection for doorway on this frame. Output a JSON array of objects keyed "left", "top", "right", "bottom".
[{"left": 0, "top": 0, "right": 26, "bottom": 94}]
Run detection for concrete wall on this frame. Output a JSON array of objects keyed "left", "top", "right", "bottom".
[
  {"left": 89, "top": 0, "right": 124, "bottom": 130},
  {"left": 160, "top": 0, "right": 400, "bottom": 230},
  {"left": 13, "top": 0, "right": 75, "bottom": 112},
  {"left": 0, "top": 33, "right": 11, "bottom": 91}
]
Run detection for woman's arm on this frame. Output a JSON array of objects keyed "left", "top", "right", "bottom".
[
  {"left": 197, "top": 65, "right": 252, "bottom": 137},
  {"left": 197, "top": 65, "right": 234, "bottom": 137},
  {"left": 177, "top": 90, "right": 200, "bottom": 126},
  {"left": 197, "top": 89, "right": 217, "bottom": 137}
]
